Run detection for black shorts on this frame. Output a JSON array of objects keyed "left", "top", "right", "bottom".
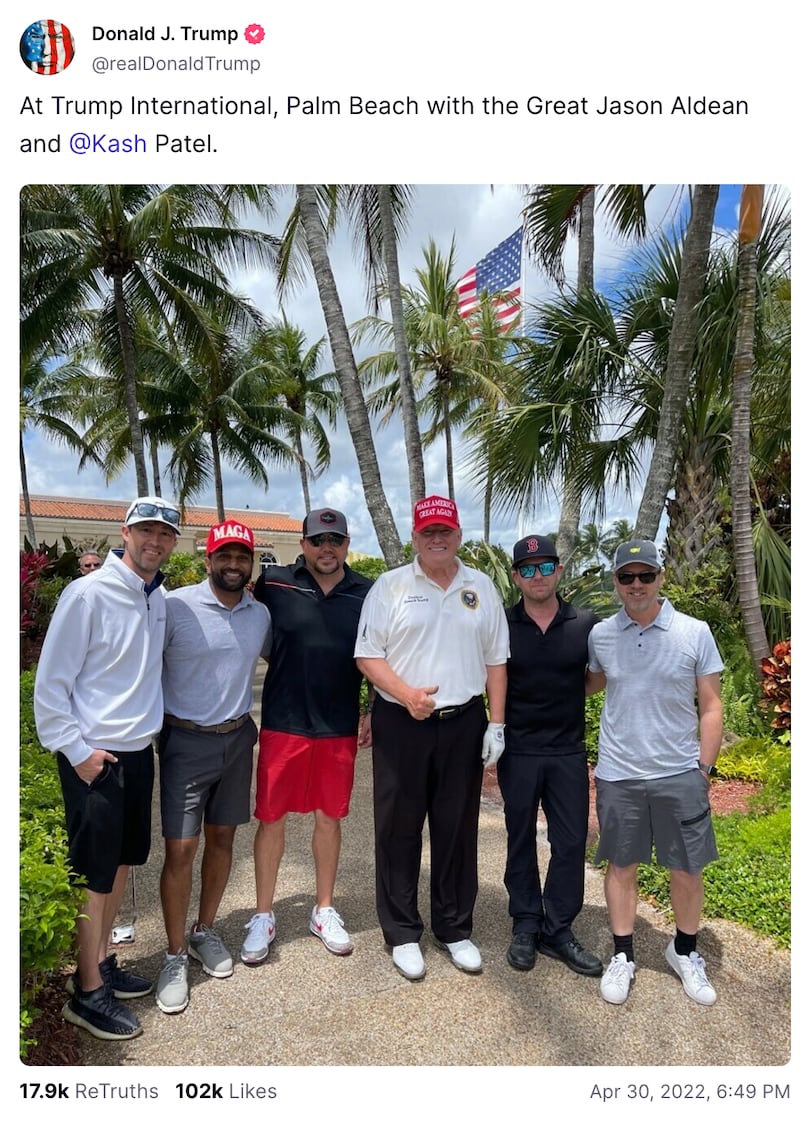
[{"left": 57, "top": 746, "right": 154, "bottom": 893}]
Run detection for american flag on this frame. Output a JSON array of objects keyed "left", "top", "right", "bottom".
[{"left": 456, "top": 227, "right": 522, "bottom": 331}]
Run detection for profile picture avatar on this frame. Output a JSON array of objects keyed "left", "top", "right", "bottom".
[{"left": 20, "top": 19, "right": 75, "bottom": 74}]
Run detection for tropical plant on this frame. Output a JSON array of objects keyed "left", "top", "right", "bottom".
[
  {"left": 359, "top": 239, "right": 517, "bottom": 512},
  {"left": 521, "top": 184, "right": 653, "bottom": 559},
  {"left": 243, "top": 316, "right": 339, "bottom": 514},
  {"left": 20, "top": 349, "right": 101, "bottom": 547},
  {"left": 635, "top": 184, "right": 720, "bottom": 538},
  {"left": 294, "top": 185, "right": 404, "bottom": 566},
  {"left": 20, "top": 183, "right": 281, "bottom": 495}
]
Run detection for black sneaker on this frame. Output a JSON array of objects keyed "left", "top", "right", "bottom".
[
  {"left": 65, "top": 955, "right": 153, "bottom": 1000},
  {"left": 62, "top": 982, "right": 142, "bottom": 1041},
  {"left": 101, "top": 953, "right": 153, "bottom": 999}
]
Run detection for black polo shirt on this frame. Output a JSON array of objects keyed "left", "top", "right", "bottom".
[
  {"left": 253, "top": 561, "right": 373, "bottom": 738},
  {"left": 505, "top": 595, "right": 599, "bottom": 756}
]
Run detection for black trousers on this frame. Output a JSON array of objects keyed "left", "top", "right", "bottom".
[
  {"left": 496, "top": 751, "right": 589, "bottom": 943},
  {"left": 371, "top": 695, "right": 486, "bottom": 946}
]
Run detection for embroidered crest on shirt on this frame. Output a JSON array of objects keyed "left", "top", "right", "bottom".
[{"left": 461, "top": 590, "right": 479, "bottom": 610}]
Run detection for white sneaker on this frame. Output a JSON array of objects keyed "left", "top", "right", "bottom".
[
  {"left": 309, "top": 906, "right": 354, "bottom": 955},
  {"left": 436, "top": 937, "right": 482, "bottom": 973},
  {"left": 600, "top": 953, "right": 636, "bottom": 1004},
  {"left": 240, "top": 912, "right": 276, "bottom": 965},
  {"left": 665, "top": 938, "right": 717, "bottom": 1005},
  {"left": 392, "top": 942, "right": 426, "bottom": 980}
]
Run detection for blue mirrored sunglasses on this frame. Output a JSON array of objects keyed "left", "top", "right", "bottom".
[{"left": 517, "top": 561, "right": 557, "bottom": 578}]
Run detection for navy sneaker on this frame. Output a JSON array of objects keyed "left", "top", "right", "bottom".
[
  {"left": 65, "top": 954, "right": 153, "bottom": 1000},
  {"left": 62, "top": 982, "right": 142, "bottom": 1040}
]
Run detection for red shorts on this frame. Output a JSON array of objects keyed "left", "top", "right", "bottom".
[{"left": 255, "top": 729, "right": 358, "bottom": 822}]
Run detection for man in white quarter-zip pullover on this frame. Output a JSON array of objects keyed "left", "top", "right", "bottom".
[{"left": 34, "top": 496, "right": 180, "bottom": 1042}]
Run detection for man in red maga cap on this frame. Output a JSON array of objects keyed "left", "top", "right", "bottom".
[
  {"left": 355, "top": 495, "right": 509, "bottom": 981},
  {"left": 156, "top": 519, "right": 271, "bottom": 1015}
]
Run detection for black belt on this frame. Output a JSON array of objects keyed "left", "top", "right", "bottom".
[
  {"left": 164, "top": 714, "right": 250, "bottom": 735},
  {"left": 430, "top": 696, "right": 483, "bottom": 721}
]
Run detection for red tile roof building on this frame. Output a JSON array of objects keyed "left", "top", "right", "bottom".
[{"left": 20, "top": 495, "right": 304, "bottom": 565}]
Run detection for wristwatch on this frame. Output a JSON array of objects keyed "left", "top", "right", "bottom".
[{"left": 698, "top": 762, "right": 718, "bottom": 777}]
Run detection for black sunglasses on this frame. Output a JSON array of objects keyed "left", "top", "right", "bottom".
[
  {"left": 127, "top": 501, "right": 180, "bottom": 526},
  {"left": 306, "top": 533, "right": 347, "bottom": 547},
  {"left": 616, "top": 570, "right": 658, "bottom": 585},
  {"left": 516, "top": 561, "right": 557, "bottom": 578}
]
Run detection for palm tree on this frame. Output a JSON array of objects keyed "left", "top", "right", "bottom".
[
  {"left": 20, "top": 184, "right": 281, "bottom": 495},
  {"left": 522, "top": 184, "right": 652, "bottom": 562},
  {"left": 295, "top": 185, "right": 403, "bottom": 566},
  {"left": 359, "top": 239, "right": 516, "bottom": 505},
  {"left": 634, "top": 185, "right": 720, "bottom": 539},
  {"left": 278, "top": 184, "right": 426, "bottom": 507},
  {"left": 244, "top": 316, "right": 340, "bottom": 514},
  {"left": 20, "top": 348, "right": 101, "bottom": 547},
  {"left": 730, "top": 186, "right": 770, "bottom": 669}
]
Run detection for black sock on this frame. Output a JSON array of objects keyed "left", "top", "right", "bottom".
[
  {"left": 613, "top": 934, "right": 634, "bottom": 962},
  {"left": 674, "top": 929, "right": 697, "bottom": 957}
]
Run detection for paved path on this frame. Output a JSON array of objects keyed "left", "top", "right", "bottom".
[{"left": 77, "top": 678, "right": 790, "bottom": 1072}]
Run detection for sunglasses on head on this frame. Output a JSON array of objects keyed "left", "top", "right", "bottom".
[
  {"left": 306, "top": 532, "right": 347, "bottom": 547},
  {"left": 127, "top": 501, "right": 180, "bottom": 526},
  {"left": 517, "top": 560, "right": 557, "bottom": 578},
  {"left": 616, "top": 570, "right": 658, "bottom": 585}
]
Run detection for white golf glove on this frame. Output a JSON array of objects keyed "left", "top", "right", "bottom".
[{"left": 482, "top": 722, "right": 505, "bottom": 767}]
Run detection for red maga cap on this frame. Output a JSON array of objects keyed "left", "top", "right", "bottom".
[
  {"left": 412, "top": 495, "right": 460, "bottom": 531},
  {"left": 206, "top": 520, "right": 255, "bottom": 555}
]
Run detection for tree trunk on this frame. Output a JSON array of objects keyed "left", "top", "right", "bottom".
[
  {"left": 556, "top": 477, "right": 582, "bottom": 572},
  {"left": 20, "top": 434, "right": 37, "bottom": 548},
  {"left": 730, "top": 185, "right": 769, "bottom": 670},
  {"left": 112, "top": 273, "right": 149, "bottom": 496},
  {"left": 442, "top": 384, "right": 455, "bottom": 502},
  {"left": 149, "top": 438, "right": 162, "bottom": 497},
  {"left": 665, "top": 440, "right": 723, "bottom": 581},
  {"left": 577, "top": 189, "right": 595, "bottom": 291},
  {"left": 635, "top": 185, "right": 720, "bottom": 541},
  {"left": 557, "top": 190, "right": 595, "bottom": 558},
  {"left": 378, "top": 185, "right": 426, "bottom": 507},
  {"left": 295, "top": 428, "right": 312, "bottom": 514},
  {"left": 297, "top": 186, "right": 403, "bottom": 567},
  {"left": 210, "top": 426, "right": 226, "bottom": 522}
]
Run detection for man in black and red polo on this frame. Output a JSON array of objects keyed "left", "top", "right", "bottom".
[
  {"left": 499, "top": 533, "right": 603, "bottom": 977},
  {"left": 241, "top": 509, "right": 372, "bottom": 965}
]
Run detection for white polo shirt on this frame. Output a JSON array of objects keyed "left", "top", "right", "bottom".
[
  {"left": 588, "top": 597, "right": 724, "bottom": 781},
  {"left": 354, "top": 557, "right": 509, "bottom": 708}
]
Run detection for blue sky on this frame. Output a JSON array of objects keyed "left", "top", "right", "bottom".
[{"left": 23, "top": 183, "right": 754, "bottom": 556}]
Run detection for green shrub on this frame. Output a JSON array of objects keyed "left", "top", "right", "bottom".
[
  {"left": 19, "top": 669, "right": 83, "bottom": 1058},
  {"left": 584, "top": 692, "right": 603, "bottom": 765},
  {"left": 161, "top": 551, "right": 206, "bottom": 589},
  {"left": 634, "top": 808, "right": 790, "bottom": 948}
]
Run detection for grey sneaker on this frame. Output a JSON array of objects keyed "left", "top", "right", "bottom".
[
  {"left": 155, "top": 952, "right": 189, "bottom": 1014},
  {"left": 189, "top": 923, "right": 234, "bottom": 978},
  {"left": 241, "top": 912, "right": 276, "bottom": 965},
  {"left": 62, "top": 981, "right": 142, "bottom": 1040},
  {"left": 665, "top": 938, "right": 717, "bottom": 1005}
]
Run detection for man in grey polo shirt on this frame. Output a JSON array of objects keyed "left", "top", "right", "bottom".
[
  {"left": 156, "top": 519, "right": 271, "bottom": 1014},
  {"left": 586, "top": 540, "right": 723, "bottom": 1007}
]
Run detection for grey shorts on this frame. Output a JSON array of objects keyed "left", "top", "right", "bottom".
[
  {"left": 594, "top": 769, "right": 718, "bottom": 874},
  {"left": 158, "top": 716, "right": 257, "bottom": 838}
]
